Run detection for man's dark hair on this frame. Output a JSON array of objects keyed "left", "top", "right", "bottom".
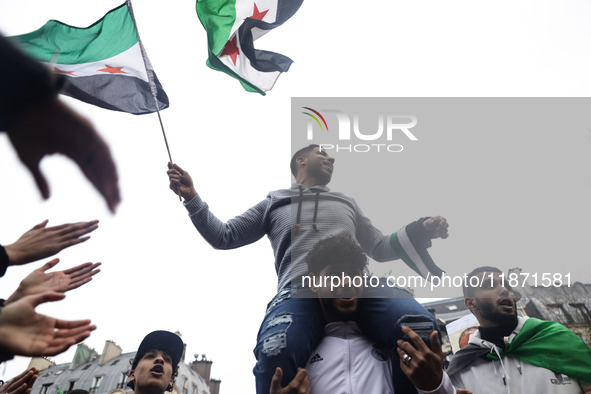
[
  {"left": 290, "top": 144, "right": 319, "bottom": 178},
  {"left": 127, "top": 348, "right": 180, "bottom": 391},
  {"left": 306, "top": 234, "right": 367, "bottom": 275},
  {"left": 462, "top": 266, "right": 503, "bottom": 297}
]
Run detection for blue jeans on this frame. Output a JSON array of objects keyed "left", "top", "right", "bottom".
[
  {"left": 253, "top": 286, "right": 323, "bottom": 394},
  {"left": 358, "top": 282, "right": 438, "bottom": 394},
  {"left": 252, "top": 283, "right": 437, "bottom": 394}
]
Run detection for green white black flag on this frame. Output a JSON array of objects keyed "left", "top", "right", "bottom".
[
  {"left": 196, "top": 0, "right": 303, "bottom": 95},
  {"left": 11, "top": 1, "right": 168, "bottom": 115}
]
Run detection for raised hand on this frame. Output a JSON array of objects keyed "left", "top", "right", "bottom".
[
  {"left": 397, "top": 326, "right": 444, "bottom": 392},
  {"left": 4, "top": 219, "right": 98, "bottom": 267},
  {"left": 6, "top": 259, "right": 101, "bottom": 304},
  {"left": 0, "top": 291, "right": 96, "bottom": 357},
  {"left": 167, "top": 162, "right": 197, "bottom": 202},
  {"left": 6, "top": 98, "right": 120, "bottom": 213},
  {"left": 422, "top": 216, "right": 449, "bottom": 239},
  {"left": 0, "top": 367, "right": 39, "bottom": 394}
]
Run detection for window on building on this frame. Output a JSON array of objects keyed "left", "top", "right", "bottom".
[
  {"left": 40, "top": 383, "right": 53, "bottom": 394},
  {"left": 182, "top": 379, "right": 189, "bottom": 394},
  {"left": 67, "top": 381, "right": 76, "bottom": 393},
  {"left": 117, "top": 372, "right": 128, "bottom": 389},
  {"left": 89, "top": 376, "right": 103, "bottom": 393},
  {"left": 110, "top": 359, "right": 120, "bottom": 366}
]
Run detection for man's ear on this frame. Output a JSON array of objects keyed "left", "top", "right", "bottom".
[
  {"left": 465, "top": 297, "right": 477, "bottom": 312},
  {"left": 166, "top": 376, "right": 176, "bottom": 392},
  {"left": 296, "top": 156, "right": 306, "bottom": 166},
  {"left": 128, "top": 370, "right": 135, "bottom": 385}
]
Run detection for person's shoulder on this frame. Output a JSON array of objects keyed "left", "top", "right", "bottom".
[
  {"left": 266, "top": 188, "right": 292, "bottom": 198},
  {"left": 327, "top": 190, "right": 350, "bottom": 198},
  {"left": 447, "top": 342, "right": 491, "bottom": 378}
]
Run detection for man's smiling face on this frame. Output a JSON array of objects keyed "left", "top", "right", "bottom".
[
  {"left": 299, "top": 147, "right": 335, "bottom": 186},
  {"left": 315, "top": 264, "right": 365, "bottom": 323},
  {"left": 130, "top": 349, "right": 175, "bottom": 394}
]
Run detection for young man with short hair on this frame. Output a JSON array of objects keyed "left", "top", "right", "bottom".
[
  {"left": 447, "top": 267, "right": 591, "bottom": 393},
  {"left": 270, "top": 235, "right": 457, "bottom": 394},
  {"left": 127, "top": 331, "right": 184, "bottom": 394}
]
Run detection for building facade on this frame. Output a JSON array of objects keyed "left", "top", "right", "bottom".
[{"left": 29, "top": 337, "right": 220, "bottom": 394}]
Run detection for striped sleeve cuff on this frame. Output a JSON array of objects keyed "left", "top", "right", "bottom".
[{"left": 184, "top": 193, "right": 205, "bottom": 214}]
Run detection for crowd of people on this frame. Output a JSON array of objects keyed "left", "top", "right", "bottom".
[{"left": 1, "top": 32, "right": 591, "bottom": 394}]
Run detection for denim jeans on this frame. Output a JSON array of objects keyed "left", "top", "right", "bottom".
[
  {"left": 358, "top": 282, "right": 439, "bottom": 393},
  {"left": 252, "top": 282, "right": 437, "bottom": 394},
  {"left": 253, "top": 286, "right": 323, "bottom": 394}
]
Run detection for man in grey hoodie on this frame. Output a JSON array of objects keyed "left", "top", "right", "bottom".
[{"left": 167, "top": 144, "right": 449, "bottom": 394}]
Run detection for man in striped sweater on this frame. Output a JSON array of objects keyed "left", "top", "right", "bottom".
[{"left": 167, "top": 144, "right": 449, "bottom": 394}]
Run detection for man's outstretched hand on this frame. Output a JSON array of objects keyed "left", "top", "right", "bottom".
[
  {"left": 6, "top": 98, "right": 120, "bottom": 213},
  {"left": 423, "top": 216, "right": 449, "bottom": 239},
  {"left": 6, "top": 258, "right": 101, "bottom": 304},
  {"left": 0, "top": 367, "right": 40, "bottom": 394},
  {"left": 4, "top": 219, "right": 99, "bottom": 267},
  {"left": 0, "top": 291, "right": 95, "bottom": 357}
]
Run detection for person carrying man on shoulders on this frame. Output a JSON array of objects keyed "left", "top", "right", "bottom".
[{"left": 270, "top": 234, "right": 460, "bottom": 394}]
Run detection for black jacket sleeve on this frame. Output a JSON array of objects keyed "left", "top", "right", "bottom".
[{"left": 0, "top": 244, "right": 8, "bottom": 277}]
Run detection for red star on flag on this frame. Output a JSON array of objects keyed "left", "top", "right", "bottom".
[
  {"left": 249, "top": 3, "right": 269, "bottom": 20},
  {"left": 54, "top": 67, "right": 75, "bottom": 76},
  {"left": 220, "top": 36, "right": 239, "bottom": 65},
  {"left": 98, "top": 64, "right": 126, "bottom": 74}
]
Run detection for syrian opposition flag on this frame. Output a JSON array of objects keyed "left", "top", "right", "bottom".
[
  {"left": 10, "top": 1, "right": 168, "bottom": 115},
  {"left": 389, "top": 221, "right": 445, "bottom": 280},
  {"left": 196, "top": 0, "right": 303, "bottom": 95}
]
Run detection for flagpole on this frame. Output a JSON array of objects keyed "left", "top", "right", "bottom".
[
  {"left": 155, "top": 108, "right": 173, "bottom": 164},
  {"left": 127, "top": 0, "right": 181, "bottom": 201},
  {"left": 155, "top": 106, "right": 181, "bottom": 202}
]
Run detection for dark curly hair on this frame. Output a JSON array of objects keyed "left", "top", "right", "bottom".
[
  {"left": 127, "top": 349, "right": 180, "bottom": 392},
  {"left": 306, "top": 234, "right": 367, "bottom": 275}
]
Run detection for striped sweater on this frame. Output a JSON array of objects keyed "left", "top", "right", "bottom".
[{"left": 184, "top": 184, "right": 443, "bottom": 291}]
